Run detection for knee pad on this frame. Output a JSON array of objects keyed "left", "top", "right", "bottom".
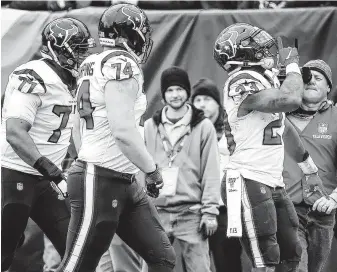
[
  {"left": 263, "top": 242, "right": 280, "bottom": 266},
  {"left": 147, "top": 244, "right": 176, "bottom": 271},
  {"left": 280, "top": 239, "right": 302, "bottom": 263},
  {"left": 246, "top": 235, "right": 279, "bottom": 267}
]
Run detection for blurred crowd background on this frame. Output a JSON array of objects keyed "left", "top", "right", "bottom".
[{"left": 2, "top": 0, "right": 337, "bottom": 11}]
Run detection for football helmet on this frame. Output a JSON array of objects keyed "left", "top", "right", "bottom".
[
  {"left": 214, "top": 23, "right": 278, "bottom": 73},
  {"left": 98, "top": 4, "right": 153, "bottom": 64},
  {"left": 41, "top": 17, "right": 95, "bottom": 76}
]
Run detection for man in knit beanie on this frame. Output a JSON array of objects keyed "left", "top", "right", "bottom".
[
  {"left": 191, "top": 78, "right": 221, "bottom": 124},
  {"left": 161, "top": 66, "right": 191, "bottom": 103},
  {"left": 284, "top": 59, "right": 337, "bottom": 272},
  {"left": 144, "top": 68, "right": 220, "bottom": 272}
]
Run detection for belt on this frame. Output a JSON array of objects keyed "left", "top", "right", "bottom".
[{"left": 76, "top": 160, "right": 133, "bottom": 182}]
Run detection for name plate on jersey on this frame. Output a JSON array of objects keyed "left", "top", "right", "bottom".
[{"left": 160, "top": 167, "right": 179, "bottom": 196}]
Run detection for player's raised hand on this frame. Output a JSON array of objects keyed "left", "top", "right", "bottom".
[{"left": 277, "top": 37, "right": 299, "bottom": 66}]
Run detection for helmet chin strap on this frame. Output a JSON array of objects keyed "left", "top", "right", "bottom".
[
  {"left": 47, "top": 41, "right": 78, "bottom": 77},
  {"left": 122, "top": 41, "right": 141, "bottom": 63},
  {"left": 47, "top": 41, "right": 61, "bottom": 66}
]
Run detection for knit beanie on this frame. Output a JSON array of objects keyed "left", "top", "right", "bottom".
[
  {"left": 191, "top": 78, "right": 221, "bottom": 106},
  {"left": 161, "top": 67, "right": 191, "bottom": 99},
  {"left": 303, "top": 59, "right": 332, "bottom": 89}
]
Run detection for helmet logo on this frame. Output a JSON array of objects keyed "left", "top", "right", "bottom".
[
  {"left": 122, "top": 7, "right": 143, "bottom": 30},
  {"left": 50, "top": 23, "right": 79, "bottom": 48},
  {"left": 215, "top": 30, "right": 238, "bottom": 60}
]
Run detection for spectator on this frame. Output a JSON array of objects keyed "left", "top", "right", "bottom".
[
  {"left": 283, "top": 59, "right": 337, "bottom": 272},
  {"left": 144, "top": 67, "right": 220, "bottom": 272},
  {"left": 191, "top": 78, "right": 243, "bottom": 272},
  {"left": 8, "top": 1, "right": 77, "bottom": 11}
]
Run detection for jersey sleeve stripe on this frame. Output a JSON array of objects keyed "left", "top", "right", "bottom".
[
  {"left": 12, "top": 69, "right": 47, "bottom": 93},
  {"left": 100, "top": 50, "right": 137, "bottom": 74},
  {"left": 223, "top": 108, "right": 236, "bottom": 155}
]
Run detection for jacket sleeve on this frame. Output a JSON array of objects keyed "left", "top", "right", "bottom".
[{"left": 199, "top": 119, "right": 220, "bottom": 216}]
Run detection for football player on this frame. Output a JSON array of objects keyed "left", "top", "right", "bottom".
[
  {"left": 1, "top": 17, "right": 95, "bottom": 271},
  {"left": 214, "top": 23, "right": 321, "bottom": 272},
  {"left": 55, "top": 4, "right": 175, "bottom": 272}
]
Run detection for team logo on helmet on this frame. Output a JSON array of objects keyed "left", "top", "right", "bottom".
[
  {"left": 215, "top": 31, "right": 239, "bottom": 60},
  {"left": 122, "top": 6, "right": 144, "bottom": 30},
  {"left": 50, "top": 22, "right": 79, "bottom": 48}
]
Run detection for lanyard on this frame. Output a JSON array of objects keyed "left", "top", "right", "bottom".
[{"left": 158, "top": 124, "right": 190, "bottom": 167}]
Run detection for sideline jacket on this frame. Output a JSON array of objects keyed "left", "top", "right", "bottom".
[
  {"left": 283, "top": 104, "right": 337, "bottom": 203},
  {"left": 144, "top": 104, "right": 220, "bottom": 216}
]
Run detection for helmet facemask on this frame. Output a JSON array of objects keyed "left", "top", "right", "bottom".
[{"left": 47, "top": 37, "right": 95, "bottom": 77}]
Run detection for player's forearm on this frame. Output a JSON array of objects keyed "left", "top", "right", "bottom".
[
  {"left": 6, "top": 130, "right": 42, "bottom": 167},
  {"left": 279, "top": 72, "right": 303, "bottom": 107},
  {"left": 114, "top": 127, "right": 156, "bottom": 173}
]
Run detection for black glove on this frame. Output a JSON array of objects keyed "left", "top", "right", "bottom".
[
  {"left": 278, "top": 66, "right": 312, "bottom": 85},
  {"left": 301, "top": 66, "right": 312, "bottom": 84},
  {"left": 33, "top": 156, "right": 65, "bottom": 183},
  {"left": 145, "top": 166, "right": 164, "bottom": 198},
  {"left": 277, "top": 37, "right": 299, "bottom": 67}
]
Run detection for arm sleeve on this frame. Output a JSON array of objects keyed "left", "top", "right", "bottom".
[
  {"left": 5, "top": 89, "right": 41, "bottom": 125},
  {"left": 200, "top": 120, "right": 220, "bottom": 216}
]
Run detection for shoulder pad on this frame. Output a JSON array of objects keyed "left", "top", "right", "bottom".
[
  {"left": 101, "top": 51, "right": 140, "bottom": 81},
  {"left": 11, "top": 64, "right": 47, "bottom": 95},
  {"left": 226, "top": 70, "right": 272, "bottom": 97}
]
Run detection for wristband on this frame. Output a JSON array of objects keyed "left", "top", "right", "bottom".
[
  {"left": 297, "top": 155, "right": 318, "bottom": 175},
  {"left": 286, "top": 63, "right": 301, "bottom": 75},
  {"left": 33, "top": 156, "right": 63, "bottom": 183}
]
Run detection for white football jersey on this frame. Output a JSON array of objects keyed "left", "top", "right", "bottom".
[
  {"left": 76, "top": 49, "right": 146, "bottom": 174},
  {"left": 1, "top": 58, "right": 77, "bottom": 175},
  {"left": 223, "top": 69, "right": 285, "bottom": 188}
]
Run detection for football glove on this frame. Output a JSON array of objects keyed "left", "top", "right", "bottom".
[
  {"left": 277, "top": 37, "right": 299, "bottom": 67},
  {"left": 278, "top": 66, "right": 312, "bottom": 85},
  {"left": 33, "top": 156, "right": 64, "bottom": 183},
  {"left": 50, "top": 180, "right": 68, "bottom": 200},
  {"left": 145, "top": 166, "right": 164, "bottom": 198},
  {"left": 301, "top": 66, "right": 312, "bottom": 84}
]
